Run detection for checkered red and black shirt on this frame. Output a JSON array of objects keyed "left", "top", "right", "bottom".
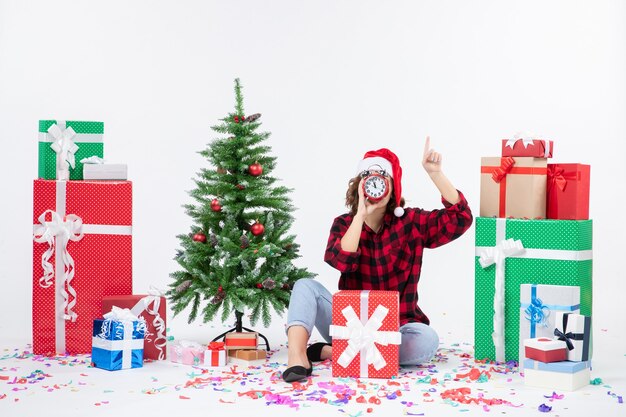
[{"left": 324, "top": 191, "right": 473, "bottom": 326}]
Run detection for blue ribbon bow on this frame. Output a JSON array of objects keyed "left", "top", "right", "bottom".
[{"left": 524, "top": 296, "right": 550, "bottom": 331}]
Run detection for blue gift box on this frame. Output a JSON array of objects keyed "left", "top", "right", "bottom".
[
  {"left": 92, "top": 318, "right": 145, "bottom": 371},
  {"left": 523, "top": 358, "right": 590, "bottom": 373}
]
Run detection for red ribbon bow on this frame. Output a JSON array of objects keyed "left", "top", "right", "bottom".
[
  {"left": 208, "top": 341, "right": 225, "bottom": 351},
  {"left": 491, "top": 157, "right": 515, "bottom": 183},
  {"left": 547, "top": 166, "right": 568, "bottom": 191}
]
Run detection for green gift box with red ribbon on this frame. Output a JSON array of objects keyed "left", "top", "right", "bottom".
[
  {"left": 547, "top": 163, "right": 591, "bottom": 220},
  {"left": 474, "top": 217, "right": 592, "bottom": 363}
]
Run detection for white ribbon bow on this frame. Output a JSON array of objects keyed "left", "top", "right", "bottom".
[
  {"left": 104, "top": 306, "right": 139, "bottom": 321},
  {"left": 130, "top": 286, "right": 168, "bottom": 360},
  {"left": 48, "top": 122, "right": 79, "bottom": 174},
  {"left": 80, "top": 155, "right": 105, "bottom": 164},
  {"left": 478, "top": 238, "right": 525, "bottom": 363},
  {"left": 504, "top": 132, "right": 538, "bottom": 149},
  {"left": 33, "top": 210, "right": 84, "bottom": 321},
  {"left": 329, "top": 305, "right": 402, "bottom": 372}
]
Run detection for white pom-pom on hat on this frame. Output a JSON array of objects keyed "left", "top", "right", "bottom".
[{"left": 393, "top": 206, "right": 405, "bottom": 217}]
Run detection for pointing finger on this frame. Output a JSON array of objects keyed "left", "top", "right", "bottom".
[{"left": 423, "top": 136, "right": 431, "bottom": 157}]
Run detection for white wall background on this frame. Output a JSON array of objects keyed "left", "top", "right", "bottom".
[{"left": 0, "top": 0, "right": 624, "bottom": 347}]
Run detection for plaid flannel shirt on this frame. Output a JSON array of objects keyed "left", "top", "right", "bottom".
[{"left": 324, "top": 191, "right": 473, "bottom": 326}]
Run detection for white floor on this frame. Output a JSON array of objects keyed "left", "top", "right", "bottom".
[{"left": 1, "top": 328, "right": 624, "bottom": 417}]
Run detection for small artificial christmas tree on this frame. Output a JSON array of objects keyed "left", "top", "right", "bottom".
[{"left": 168, "top": 79, "right": 315, "bottom": 334}]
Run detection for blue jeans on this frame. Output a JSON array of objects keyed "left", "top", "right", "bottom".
[{"left": 286, "top": 278, "right": 439, "bottom": 366}]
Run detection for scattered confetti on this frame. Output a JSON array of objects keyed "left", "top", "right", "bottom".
[
  {"left": 543, "top": 391, "right": 564, "bottom": 400},
  {"left": 440, "top": 387, "right": 521, "bottom": 407},
  {"left": 607, "top": 391, "right": 624, "bottom": 404},
  {"left": 538, "top": 403, "right": 552, "bottom": 412},
  {"left": 0, "top": 341, "right": 621, "bottom": 414}
]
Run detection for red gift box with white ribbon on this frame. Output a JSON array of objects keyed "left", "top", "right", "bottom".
[
  {"left": 32, "top": 179, "right": 132, "bottom": 354},
  {"left": 329, "top": 290, "right": 401, "bottom": 379},
  {"left": 501, "top": 136, "right": 554, "bottom": 158},
  {"left": 102, "top": 293, "right": 167, "bottom": 360}
]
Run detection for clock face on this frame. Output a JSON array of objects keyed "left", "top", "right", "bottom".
[{"left": 363, "top": 174, "right": 389, "bottom": 202}]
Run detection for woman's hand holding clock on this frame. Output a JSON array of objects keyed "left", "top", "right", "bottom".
[{"left": 356, "top": 177, "right": 391, "bottom": 221}]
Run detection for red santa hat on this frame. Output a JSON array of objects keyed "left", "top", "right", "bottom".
[{"left": 356, "top": 148, "right": 404, "bottom": 217}]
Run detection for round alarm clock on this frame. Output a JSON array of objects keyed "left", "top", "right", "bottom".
[{"left": 361, "top": 172, "right": 390, "bottom": 203}]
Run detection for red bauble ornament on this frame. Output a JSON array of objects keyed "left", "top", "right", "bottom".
[
  {"left": 218, "top": 286, "right": 223, "bottom": 292},
  {"left": 211, "top": 198, "right": 222, "bottom": 212},
  {"left": 236, "top": 184, "right": 245, "bottom": 190},
  {"left": 248, "top": 161, "right": 263, "bottom": 177},
  {"left": 193, "top": 233, "right": 207, "bottom": 243},
  {"left": 234, "top": 116, "right": 240, "bottom": 123},
  {"left": 256, "top": 283, "right": 263, "bottom": 289},
  {"left": 250, "top": 221, "right": 265, "bottom": 236}
]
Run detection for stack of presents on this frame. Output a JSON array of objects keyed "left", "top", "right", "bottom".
[
  {"left": 31, "top": 119, "right": 264, "bottom": 371},
  {"left": 317, "top": 135, "right": 593, "bottom": 384},
  {"left": 475, "top": 134, "right": 592, "bottom": 390},
  {"left": 169, "top": 332, "right": 267, "bottom": 368}
]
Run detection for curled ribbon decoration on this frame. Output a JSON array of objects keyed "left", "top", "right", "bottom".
[
  {"left": 504, "top": 132, "right": 537, "bottom": 149},
  {"left": 131, "top": 286, "right": 167, "bottom": 360},
  {"left": 48, "top": 122, "right": 79, "bottom": 176},
  {"left": 491, "top": 157, "right": 515, "bottom": 183},
  {"left": 33, "top": 210, "right": 84, "bottom": 321},
  {"left": 478, "top": 238, "right": 525, "bottom": 363},
  {"left": 208, "top": 341, "right": 225, "bottom": 351},
  {"left": 329, "top": 304, "right": 402, "bottom": 372},
  {"left": 524, "top": 296, "right": 550, "bottom": 329}
]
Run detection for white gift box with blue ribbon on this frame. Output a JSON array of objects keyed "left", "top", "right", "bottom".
[
  {"left": 92, "top": 307, "right": 146, "bottom": 371},
  {"left": 519, "top": 284, "right": 580, "bottom": 369}
]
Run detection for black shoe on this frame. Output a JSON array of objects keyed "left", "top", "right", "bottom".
[
  {"left": 282, "top": 361, "right": 313, "bottom": 383},
  {"left": 306, "top": 342, "right": 332, "bottom": 362}
]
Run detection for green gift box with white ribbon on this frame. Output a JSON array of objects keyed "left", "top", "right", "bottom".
[
  {"left": 38, "top": 120, "right": 104, "bottom": 180},
  {"left": 474, "top": 217, "right": 592, "bottom": 363}
]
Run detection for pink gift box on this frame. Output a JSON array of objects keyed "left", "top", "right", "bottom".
[{"left": 168, "top": 341, "right": 204, "bottom": 366}]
